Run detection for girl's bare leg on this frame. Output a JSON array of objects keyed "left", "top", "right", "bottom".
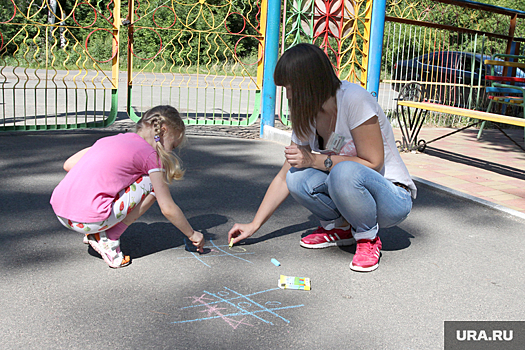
[{"left": 122, "top": 194, "right": 157, "bottom": 226}]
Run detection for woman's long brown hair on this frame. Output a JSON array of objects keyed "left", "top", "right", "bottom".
[{"left": 274, "top": 43, "right": 341, "bottom": 141}]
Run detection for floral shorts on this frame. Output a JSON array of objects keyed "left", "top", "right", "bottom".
[{"left": 57, "top": 175, "right": 154, "bottom": 234}]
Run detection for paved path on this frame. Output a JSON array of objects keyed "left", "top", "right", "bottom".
[
  {"left": 394, "top": 127, "right": 525, "bottom": 217},
  {"left": 204, "top": 121, "right": 525, "bottom": 218},
  {"left": 59, "top": 118, "right": 525, "bottom": 216},
  {"left": 1, "top": 124, "right": 525, "bottom": 349}
]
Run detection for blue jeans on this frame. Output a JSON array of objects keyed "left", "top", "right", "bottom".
[{"left": 286, "top": 162, "right": 412, "bottom": 241}]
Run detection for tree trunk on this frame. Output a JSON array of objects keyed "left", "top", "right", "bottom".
[{"left": 47, "top": 0, "right": 57, "bottom": 25}]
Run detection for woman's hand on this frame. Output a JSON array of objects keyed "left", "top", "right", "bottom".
[
  {"left": 188, "top": 230, "right": 205, "bottom": 253},
  {"left": 284, "top": 145, "right": 312, "bottom": 168},
  {"left": 227, "top": 161, "right": 291, "bottom": 246},
  {"left": 228, "top": 222, "right": 258, "bottom": 245}
]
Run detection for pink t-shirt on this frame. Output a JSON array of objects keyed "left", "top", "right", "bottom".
[{"left": 50, "top": 133, "right": 162, "bottom": 222}]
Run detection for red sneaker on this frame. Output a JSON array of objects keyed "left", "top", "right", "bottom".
[
  {"left": 300, "top": 226, "right": 355, "bottom": 249},
  {"left": 350, "top": 237, "right": 382, "bottom": 272}
]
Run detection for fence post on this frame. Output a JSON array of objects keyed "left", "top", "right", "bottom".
[
  {"left": 260, "top": 0, "right": 282, "bottom": 137},
  {"left": 367, "top": 0, "right": 386, "bottom": 100},
  {"left": 107, "top": 0, "right": 121, "bottom": 126}
]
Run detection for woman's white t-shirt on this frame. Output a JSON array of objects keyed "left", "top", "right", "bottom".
[{"left": 291, "top": 81, "right": 417, "bottom": 198}]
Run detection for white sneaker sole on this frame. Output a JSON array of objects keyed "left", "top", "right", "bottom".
[
  {"left": 87, "top": 234, "right": 130, "bottom": 269},
  {"left": 350, "top": 262, "right": 379, "bottom": 272},
  {"left": 300, "top": 238, "right": 356, "bottom": 249}
]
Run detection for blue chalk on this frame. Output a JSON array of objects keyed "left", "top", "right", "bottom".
[{"left": 271, "top": 258, "right": 281, "bottom": 266}]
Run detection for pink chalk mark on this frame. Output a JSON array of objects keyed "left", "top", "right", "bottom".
[
  {"left": 190, "top": 295, "right": 253, "bottom": 329},
  {"left": 187, "top": 294, "right": 214, "bottom": 304},
  {"left": 200, "top": 304, "right": 227, "bottom": 317}
]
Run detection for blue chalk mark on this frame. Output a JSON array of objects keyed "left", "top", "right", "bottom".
[
  {"left": 181, "top": 287, "right": 281, "bottom": 309},
  {"left": 171, "top": 243, "right": 229, "bottom": 251},
  {"left": 174, "top": 287, "right": 305, "bottom": 327},
  {"left": 237, "top": 301, "right": 252, "bottom": 308},
  {"left": 174, "top": 239, "right": 254, "bottom": 267},
  {"left": 183, "top": 240, "right": 210, "bottom": 267},
  {"left": 265, "top": 301, "right": 281, "bottom": 307},
  {"left": 176, "top": 252, "right": 254, "bottom": 259},
  {"left": 171, "top": 304, "right": 304, "bottom": 325},
  {"left": 204, "top": 289, "right": 274, "bottom": 325},
  {"left": 209, "top": 240, "right": 254, "bottom": 263},
  {"left": 222, "top": 287, "right": 292, "bottom": 324}
]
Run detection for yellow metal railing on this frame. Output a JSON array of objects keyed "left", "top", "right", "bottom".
[
  {"left": 0, "top": 0, "right": 120, "bottom": 131},
  {"left": 0, "top": 0, "right": 265, "bottom": 131},
  {"left": 381, "top": 0, "right": 525, "bottom": 125},
  {"left": 277, "top": 0, "right": 375, "bottom": 125},
  {"left": 123, "top": 0, "right": 264, "bottom": 125}
]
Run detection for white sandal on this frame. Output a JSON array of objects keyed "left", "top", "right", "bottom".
[{"left": 87, "top": 232, "right": 131, "bottom": 268}]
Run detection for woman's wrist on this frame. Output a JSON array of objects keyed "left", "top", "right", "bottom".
[
  {"left": 247, "top": 221, "right": 260, "bottom": 235},
  {"left": 312, "top": 153, "right": 325, "bottom": 170}
]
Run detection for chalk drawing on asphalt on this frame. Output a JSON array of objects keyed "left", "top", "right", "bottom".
[
  {"left": 172, "top": 287, "right": 304, "bottom": 329},
  {"left": 172, "top": 238, "right": 254, "bottom": 267}
]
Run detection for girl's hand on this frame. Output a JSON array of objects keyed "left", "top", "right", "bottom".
[
  {"left": 189, "top": 231, "right": 205, "bottom": 253},
  {"left": 228, "top": 223, "right": 257, "bottom": 245},
  {"left": 284, "top": 145, "right": 312, "bottom": 168}
]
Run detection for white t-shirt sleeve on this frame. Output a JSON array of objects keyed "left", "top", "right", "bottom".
[
  {"left": 290, "top": 130, "right": 308, "bottom": 146},
  {"left": 339, "top": 84, "right": 381, "bottom": 130}
]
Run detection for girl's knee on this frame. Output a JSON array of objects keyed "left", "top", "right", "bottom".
[{"left": 145, "top": 192, "right": 157, "bottom": 204}]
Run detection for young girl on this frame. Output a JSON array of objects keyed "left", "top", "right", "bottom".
[
  {"left": 228, "top": 44, "right": 416, "bottom": 272},
  {"left": 50, "top": 105, "right": 204, "bottom": 268}
]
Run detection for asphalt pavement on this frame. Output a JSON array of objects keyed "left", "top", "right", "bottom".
[{"left": 1, "top": 128, "right": 525, "bottom": 349}]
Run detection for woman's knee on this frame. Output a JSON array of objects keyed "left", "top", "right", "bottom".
[
  {"left": 326, "top": 161, "right": 366, "bottom": 190},
  {"left": 286, "top": 167, "right": 322, "bottom": 195},
  {"left": 378, "top": 193, "right": 412, "bottom": 228}
]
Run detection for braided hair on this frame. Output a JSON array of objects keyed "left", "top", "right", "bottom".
[{"left": 136, "top": 105, "right": 186, "bottom": 183}]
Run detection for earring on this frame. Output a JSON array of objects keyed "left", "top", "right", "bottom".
[{"left": 154, "top": 135, "right": 160, "bottom": 142}]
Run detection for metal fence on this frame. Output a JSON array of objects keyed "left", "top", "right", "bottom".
[
  {"left": 0, "top": 0, "right": 264, "bottom": 132},
  {"left": 276, "top": 0, "right": 375, "bottom": 125},
  {"left": 0, "top": 0, "right": 119, "bottom": 131},
  {"left": 123, "top": 0, "right": 263, "bottom": 125},
  {"left": 381, "top": 0, "right": 525, "bottom": 126},
  {"left": 275, "top": 0, "right": 525, "bottom": 128},
  {"left": 2, "top": 0, "right": 525, "bottom": 132}
]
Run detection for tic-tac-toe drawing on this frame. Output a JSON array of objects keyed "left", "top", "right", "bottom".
[
  {"left": 171, "top": 287, "right": 305, "bottom": 329},
  {"left": 172, "top": 239, "right": 255, "bottom": 267}
]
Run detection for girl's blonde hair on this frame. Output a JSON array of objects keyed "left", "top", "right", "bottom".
[{"left": 136, "top": 105, "right": 186, "bottom": 183}]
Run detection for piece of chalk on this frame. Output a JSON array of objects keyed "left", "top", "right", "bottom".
[
  {"left": 229, "top": 238, "right": 234, "bottom": 247},
  {"left": 271, "top": 258, "right": 281, "bottom": 266}
]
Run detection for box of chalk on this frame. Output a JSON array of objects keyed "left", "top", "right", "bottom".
[{"left": 278, "top": 275, "right": 311, "bottom": 291}]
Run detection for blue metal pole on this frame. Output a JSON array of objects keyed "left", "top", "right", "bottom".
[
  {"left": 367, "top": 0, "right": 386, "bottom": 100},
  {"left": 260, "top": 0, "right": 282, "bottom": 137}
]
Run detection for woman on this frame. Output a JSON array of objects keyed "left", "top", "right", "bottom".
[{"left": 228, "top": 43, "right": 416, "bottom": 272}]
